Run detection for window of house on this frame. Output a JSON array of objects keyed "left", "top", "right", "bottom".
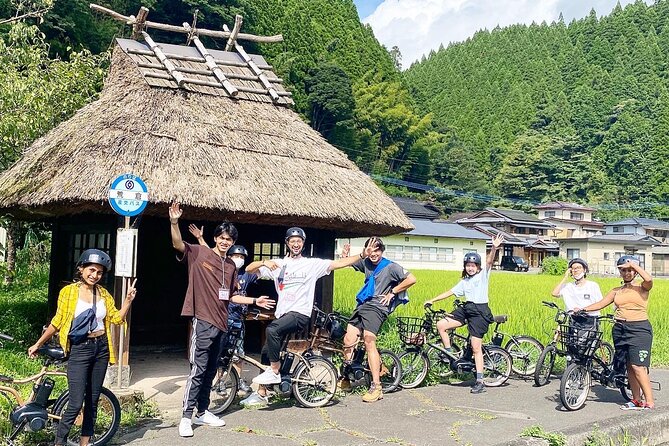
[
  {"left": 69, "top": 231, "right": 113, "bottom": 288},
  {"left": 613, "top": 226, "right": 622, "bottom": 233},
  {"left": 515, "top": 227, "right": 526, "bottom": 234},
  {"left": 567, "top": 248, "right": 580, "bottom": 259},
  {"left": 438, "top": 247, "right": 454, "bottom": 262},
  {"left": 407, "top": 246, "right": 420, "bottom": 260},
  {"left": 386, "top": 245, "right": 403, "bottom": 260},
  {"left": 544, "top": 211, "right": 556, "bottom": 218},
  {"left": 567, "top": 229, "right": 575, "bottom": 237},
  {"left": 422, "top": 246, "right": 438, "bottom": 261},
  {"left": 253, "top": 242, "right": 283, "bottom": 261},
  {"left": 570, "top": 212, "right": 584, "bottom": 221},
  {"left": 603, "top": 252, "right": 610, "bottom": 260}
]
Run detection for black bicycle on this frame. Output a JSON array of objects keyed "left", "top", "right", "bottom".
[
  {"left": 488, "top": 314, "right": 543, "bottom": 377},
  {"left": 308, "top": 307, "right": 402, "bottom": 393},
  {"left": 558, "top": 314, "right": 633, "bottom": 410},
  {"left": 397, "top": 302, "right": 512, "bottom": 389},
  {"left": 534, "top": 301, "right": 613, "bottom": 387}
]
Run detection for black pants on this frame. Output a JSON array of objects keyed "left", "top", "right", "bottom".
[
  {"left": 182, "top": 318, "right": 225, "bottom": 419},
  {"left": 264, "top": 312, "right": 310, "bottom": 363},
  {"left": 56, "top": 336, "right": 109, "bottom": 444}
]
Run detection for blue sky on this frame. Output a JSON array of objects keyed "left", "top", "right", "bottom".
[
  {"left": 353, "top": 0, "right": 654, "bottom": 68},
  {"left": 353, "top": 0, "right": 384, "bottom": 18}
]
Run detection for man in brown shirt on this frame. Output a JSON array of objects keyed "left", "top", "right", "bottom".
[{"left": 169, "top": 203, "right": 274, "bottom": 437}]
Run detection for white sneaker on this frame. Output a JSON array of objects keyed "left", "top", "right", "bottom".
[
  {"left": 240, "top": 392, "right": 269, "bottom": 407},
  {"left": 178, "top": 417, "right": 193, "bottom": 437},
  {"left": 193, "top": 410, "right": 225, "bottom": 427},
  {"left": 252, "top": 367, "right": 281, "bottom": 385}
]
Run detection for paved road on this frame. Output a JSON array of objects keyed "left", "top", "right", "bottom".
[{"left": 117, "top": 367, "right": 669, "bottom": 446}]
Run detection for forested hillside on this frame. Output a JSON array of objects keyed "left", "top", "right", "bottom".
[{"left": 405, "top": 0, "right": 669, "bottom": 217}]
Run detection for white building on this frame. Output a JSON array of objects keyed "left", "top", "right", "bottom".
[
  {"left": 336, "top": 198, "right": 488, "bottom": 271},
  {"left": 535, "top": 201, "right": 604, "bottom": 238}
]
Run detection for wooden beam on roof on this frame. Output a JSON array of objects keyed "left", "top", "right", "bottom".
[
  {"left": 136, "top": 62, "right": 283, "bottom": 82},
  {"left": 90, "top": 3, "right": 283, "bottom": 43},
  {"left": 126, "top": 48, "right": 274, "bottom": 70},
  {"left": 141, "top": 31, "right": 186, "bottom": 86},
  {"left": 225, "top": 15, "right": 243, "bottom": 52},
  {"left": 142, "top": 71, "right": 292, "bottom": 97},
  {"left": 182, "top": 22, "right": 238, "bottom": 97},
  {"left": 223, "top": 24, "right": 280, "bottom": 102}
]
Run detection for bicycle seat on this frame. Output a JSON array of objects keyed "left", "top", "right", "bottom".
[
  {"left": 38, "top": 345, "right": 67, "bottom": 361},
  {"left": 493, "top": 315, "right": 508, "bottom": 324}
]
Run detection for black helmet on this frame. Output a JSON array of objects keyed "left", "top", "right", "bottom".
[
  {"left": 463, "top": 252, "right": 481, "bottom": 266},
  {"left": 568, "top": 258, "right": 588, "bottom": 271},
  {"left": 285, "top": 227, "right": 306, "bottom": 242},
  {"left": 77, "top": 249, "right": 112, "bottom": 272},
  {"left": 327, "top": 317, "right": 346, "bottom": 340},
  {"left": 617, "top": 255, "right": 640, "bottom": 267},
  {"left": 228, "top": 245, "right": 248, "bottom": 257}
]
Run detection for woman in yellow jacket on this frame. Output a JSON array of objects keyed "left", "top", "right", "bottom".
[{"left": 28, "top": 249, "right": 137, "bottom": 446}]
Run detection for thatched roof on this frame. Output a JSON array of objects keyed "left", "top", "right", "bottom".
[{"left": 0, "top": 43, "right": 412, "bottom": 236}]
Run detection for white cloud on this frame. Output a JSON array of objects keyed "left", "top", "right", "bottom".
[{"left": 364, "top": 0, "right": 653, "bottom": 68}]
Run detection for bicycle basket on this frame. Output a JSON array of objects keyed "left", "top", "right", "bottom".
[
  {"left": 397, "top": 316, "right": 430, "bottom": 346},
  {"left": 558, "top": 323, "right": 602, "bottom": 358}
]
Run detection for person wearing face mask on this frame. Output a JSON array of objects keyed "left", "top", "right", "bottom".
[
  {"left": 424, "top": 233, "right": 504, "bottom": 394},
  {"left": 169, "top": 203, "right": 274, "bottom": 438},
  {"left": 551, "top": 258, "right": 603, "bottom": 329},
  {"left": 576, "top": 255, "right": 655, "bottom": 410},
  {"left": 338, "top": 236, "right": 417, "bottom": 403},
  {"left": 239, "top": 226, "right": 373, "bottom": 406}
]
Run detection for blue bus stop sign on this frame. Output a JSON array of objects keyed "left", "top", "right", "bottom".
[{"left": 108, "top": 174, "right": 149, "bottom": 217}]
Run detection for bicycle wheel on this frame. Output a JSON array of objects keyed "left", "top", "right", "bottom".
[
  {"left": 534, "top": 345, "right": 556, "bottom": 387},
  {"left": 377, "top": 350, "right": 402, "bottom": 393},
  {"left": 52, "top": 386, "right": 121, "bottom": 446},
  {"left": 426, "top": 345, "right": 455, "bottom": 380},
  {"left": 618, "top": 380, "right": 633, "bottom": 402},
  {"left": 505, "top": 336, "right": 543, "bottom": 377},
  {"left": 209, "top": 366, "right": 239, "bottom": 415},
  {"left": 481, "top": 346, "right": 512, "bottom": 387},
  {"left": 560, "top": 363, "right": 591, "bottom": 411},
  {"left": 398, "top": 349, "right": 429, "bottom": 389},
  {"left": 292, "top": 355, "right": 337, "bottom": 408}
]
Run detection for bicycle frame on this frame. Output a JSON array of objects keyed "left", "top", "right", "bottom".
[{"left": 0, "top": 365, "right": 67, "bottom": 421}]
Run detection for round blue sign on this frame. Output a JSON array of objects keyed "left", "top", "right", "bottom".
[{"left": 108, "top": 174, "right": 149, "bottom": 217}]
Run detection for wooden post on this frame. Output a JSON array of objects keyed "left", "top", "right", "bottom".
[
  {"left": 183, "top": 23, "right": 238, "bottom": 97},
  {"left": 223, "top": 24, "right": 280, "bottom": 102},
  {"left": 117, "top": 216, "right": 130, "bottom": 388},
  {"left": 142, "top": 31, "right": 186, "bottom": 86},
  {"left": 132, "top": 7, "right": 149, "bottom": 39},
  {"left": 225, "top": 15, "right": 243, "bottom": 52}
]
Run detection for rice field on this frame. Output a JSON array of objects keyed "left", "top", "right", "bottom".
[{"left": 333, "top": 269, "right": 669, "bottom": 366}]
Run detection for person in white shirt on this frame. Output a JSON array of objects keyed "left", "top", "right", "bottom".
[
  {"left": 240, "top": 227, "right": 373, "bottom": 406},
  {"left": 551, "top": 258, "right": 603, "bottom": 318}
]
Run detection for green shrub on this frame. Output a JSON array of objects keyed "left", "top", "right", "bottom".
[{"left": 541, "top": 256, "right": 568, "bottom": 275}]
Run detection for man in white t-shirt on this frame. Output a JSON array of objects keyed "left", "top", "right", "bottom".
[{"left": 239, "top": 227, "right": 373, "bottom": 406}]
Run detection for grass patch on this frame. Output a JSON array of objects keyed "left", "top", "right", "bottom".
[{"left": 520, "top": 425, "right": 566, "bottom": 446}]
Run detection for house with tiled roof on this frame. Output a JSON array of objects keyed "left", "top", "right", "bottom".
[
  {"left": 535, "top": 201, "right": 605, "bottom": 238},
  {"left": 455, "top": 208, "right": 558, "bottom": 267}
]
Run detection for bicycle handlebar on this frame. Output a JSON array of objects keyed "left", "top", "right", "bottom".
[{"left": 0, "top": 333, "right": 13, "bottom": 341}]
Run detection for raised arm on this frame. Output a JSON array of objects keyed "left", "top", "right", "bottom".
[
  {"left": 246, "top": 259, "right": 279, "bottom": 274},
  {"left": 188, "top": 224, "right": 208, "bottom": 247},
  {"left": 424, "top": 288, "right": 455, "bottom": 307},
  {"left": 169, "top": 202, "right": 185, "bottom": 253},
  {"left": 631, "top": 261, "right": 653, "bottom": 291},
  {"left": 329, "top": 239, "right": 375, "bottom": 271},
  {"left": 487, "top": 234, "right": 504, "bottom": 270},
  {"left": 551, "top": 267, "right": 571, "bottom": 297}
]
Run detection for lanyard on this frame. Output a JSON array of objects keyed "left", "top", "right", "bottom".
[{"left": 220, "top": 254, "right": 228, "bottom": 290}]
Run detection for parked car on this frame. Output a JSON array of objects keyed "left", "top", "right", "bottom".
[{"left": 500, "top": 255, "right": 529, "bottom": 272}]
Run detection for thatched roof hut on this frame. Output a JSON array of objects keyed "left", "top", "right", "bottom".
[
  {"left": 0, "top": 31, "right": 412, "bottom": 355},
  {"left": 0, "top": 40, "right": 411, "bottom": 236}
]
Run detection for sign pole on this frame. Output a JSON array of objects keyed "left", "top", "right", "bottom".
[
  {"left": 118, "top": 216, "right": 130, "bottom": 389},
  {"left": 108, "top": 173, "right": 148, "bottom": 389}
]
